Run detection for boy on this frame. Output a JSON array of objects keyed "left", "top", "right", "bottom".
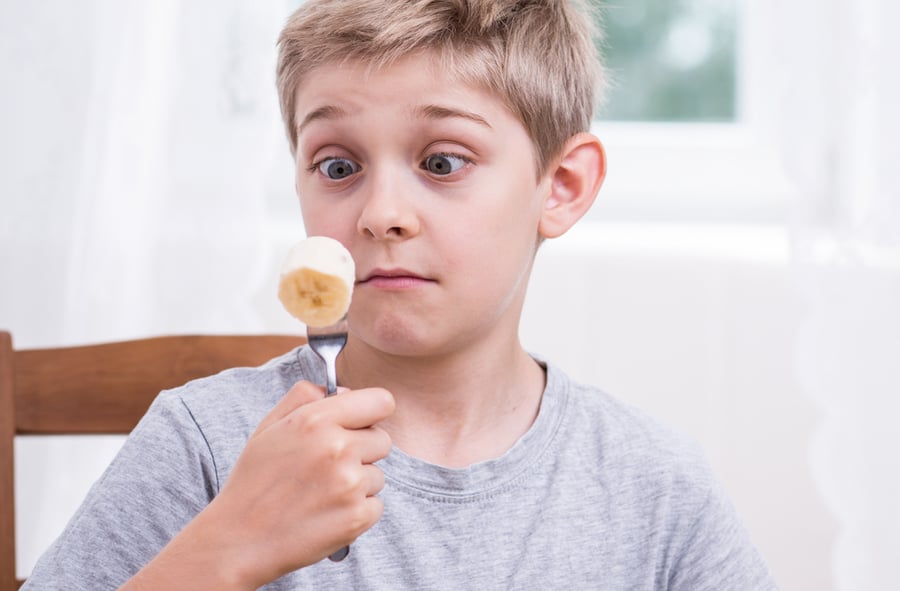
[{"left": 23, "top": 0, "right": 777, "bottom": 589}]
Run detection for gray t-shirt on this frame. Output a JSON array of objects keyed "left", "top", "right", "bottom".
[{"left": 23, "top": 347, "right": 777, "bottom": 590}]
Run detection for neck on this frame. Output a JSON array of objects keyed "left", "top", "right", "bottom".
[{"left": 337, "top": 336, "right": 546, "bottom": 468}]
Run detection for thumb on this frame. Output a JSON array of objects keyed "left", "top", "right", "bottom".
[{"left": 253, "top": 380, "right": 325, "bottom": 435}]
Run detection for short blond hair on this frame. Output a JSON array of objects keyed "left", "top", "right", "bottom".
[{"left": 276, "top": 0, "right": 604, "bottom": 175}]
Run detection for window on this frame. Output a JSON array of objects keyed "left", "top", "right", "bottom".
[
  {"left": 598, "top": 0, "right": 738, "bottom": 122},
  {"left": 585, "top": 0, "right": 792, "bottom": 224}
]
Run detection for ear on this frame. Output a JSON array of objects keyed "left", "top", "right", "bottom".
[{"left": 538, "top": 133, "right": 606, "bottom": 239}]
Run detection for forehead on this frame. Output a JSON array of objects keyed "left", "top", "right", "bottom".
[{"left": 293, "top": 53, "right": 516, "bottom": 132}]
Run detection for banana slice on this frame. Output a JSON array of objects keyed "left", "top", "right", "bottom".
[{"left": 278, "top": 236, "right": 355, "bottom": 327}]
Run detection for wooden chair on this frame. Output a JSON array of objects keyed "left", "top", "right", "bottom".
[{"left": 0, "top": 331, "right": 305, "bottom": 590}]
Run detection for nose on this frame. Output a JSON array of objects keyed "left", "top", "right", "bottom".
[{"left": 356, "top": 169, "right": 421, "bottom": 241}]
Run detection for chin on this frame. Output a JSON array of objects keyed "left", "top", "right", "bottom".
[{"left": 354, "top": 316, "right": 446, "bottom": 358}]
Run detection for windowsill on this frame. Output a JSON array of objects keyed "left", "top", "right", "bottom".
[{"left": 589, "top": 121, "right": 795, "bottom": 224}]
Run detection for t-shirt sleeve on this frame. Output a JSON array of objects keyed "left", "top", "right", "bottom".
[
  {"left": 21, "top": 389, "right": 218, "bottom": 590},
  {"left": 667, "top": 478, "right": 779, "bottom": 591}
]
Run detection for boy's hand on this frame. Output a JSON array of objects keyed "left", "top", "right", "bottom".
[
  {"left": 228, "top": 381, "right": 394, "bottom": 582},
  {"left": 142, "top": 381, "right": 394, "bottom": 590}
]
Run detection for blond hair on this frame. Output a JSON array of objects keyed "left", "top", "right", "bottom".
[{"left": 276, "top": 0, "right": 604, "bottom": 175}]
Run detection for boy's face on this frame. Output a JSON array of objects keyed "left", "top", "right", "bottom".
[{"left": 293, "top": 52, "right": 553, "bottom": 357}]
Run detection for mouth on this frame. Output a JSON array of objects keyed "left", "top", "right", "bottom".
[{"left": 358, "top": 268, "right": 434, "bottom": 289}]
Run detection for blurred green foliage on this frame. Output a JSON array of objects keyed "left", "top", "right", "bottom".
[{"left": 593, "top": 0, "right": 737, "bottom": 121}]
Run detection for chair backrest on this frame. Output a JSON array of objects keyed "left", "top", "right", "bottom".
[{"left": 0, "top": 331, "right": 305, "bottom": 591}]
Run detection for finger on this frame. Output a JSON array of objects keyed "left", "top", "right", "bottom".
[
  {"left": 326, "top": 387, "right": 395, "bottom": 430},
  {"left": 342, "top": 496, "right": 386, "bottom": 543},
  {"left": 324, "top": 496, "right": 385, "bottom": 559},
  {"left": 361, "top": 496, "right": 385, "bottom": 530},
  {"left": 353, "top": 426, "right": 393, "bottom": 465},
  {"left": 254, "top": 380, "right": 325, "bottom": 435},
  {"left": 360, "top": 463, "right": 386, "bottom": 497}
]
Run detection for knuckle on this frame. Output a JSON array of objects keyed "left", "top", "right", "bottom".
[
  {"left": 333, "top": 465, "right": 363, "bottom": 494},
  {"left": 292, "top": 405, "right": 326, "bottom": 433},
  {"left": 324, "top": 436, "right": 351, "bottom": 462}
]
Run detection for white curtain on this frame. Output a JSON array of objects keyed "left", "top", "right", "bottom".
[
  {"left": 61, "top": 0, "right": 291, "bottom": 342},
  {"left": 1, "top": 0, "right": 299, "bottom": 576},
  {"left": 764, "top": 0, "right": 900, "bottom": 588},
  {"left": 2, "top": 0, "right": 297, "bottom": 348}
]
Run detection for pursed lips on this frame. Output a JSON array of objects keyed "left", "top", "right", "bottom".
[{"left": 358, "top": 268, "right": 433, "bottom": 289}]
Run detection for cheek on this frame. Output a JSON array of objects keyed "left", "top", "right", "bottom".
[
  {"left": 298, "top": 195, "right": 351, "bottom": 238},
  {"left": 438, "top": 188, "right": 540, "bottom": 270}
]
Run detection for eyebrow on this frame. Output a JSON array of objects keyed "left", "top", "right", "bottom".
[
  {"left": 296, "top": 105, "right": 350, "bottom": 135},
  {"left": 296, "top": 103, "right": 492, "bottom": 136},
  {"left": 414, "top": 104, "right": 492, "bottom": 128}
]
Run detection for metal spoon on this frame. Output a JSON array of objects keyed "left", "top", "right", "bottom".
[{"left": 306, "top": 317, "right": 351, "bottom": 562}]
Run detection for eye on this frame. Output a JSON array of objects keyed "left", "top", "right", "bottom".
[
  {"left": 422, "top": 153, "right": 468, "bottom": 176},
  {"left": 316, "top": 157, "right": 360, "bottom": 180}
]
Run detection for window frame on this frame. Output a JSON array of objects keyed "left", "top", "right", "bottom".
[{"left": 585, "top": 0, "right": 793, "bottom": 224}]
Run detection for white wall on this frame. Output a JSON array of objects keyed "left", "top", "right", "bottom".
[{"left": 524, "top": 223, "right": 835, "bottom": 591}]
